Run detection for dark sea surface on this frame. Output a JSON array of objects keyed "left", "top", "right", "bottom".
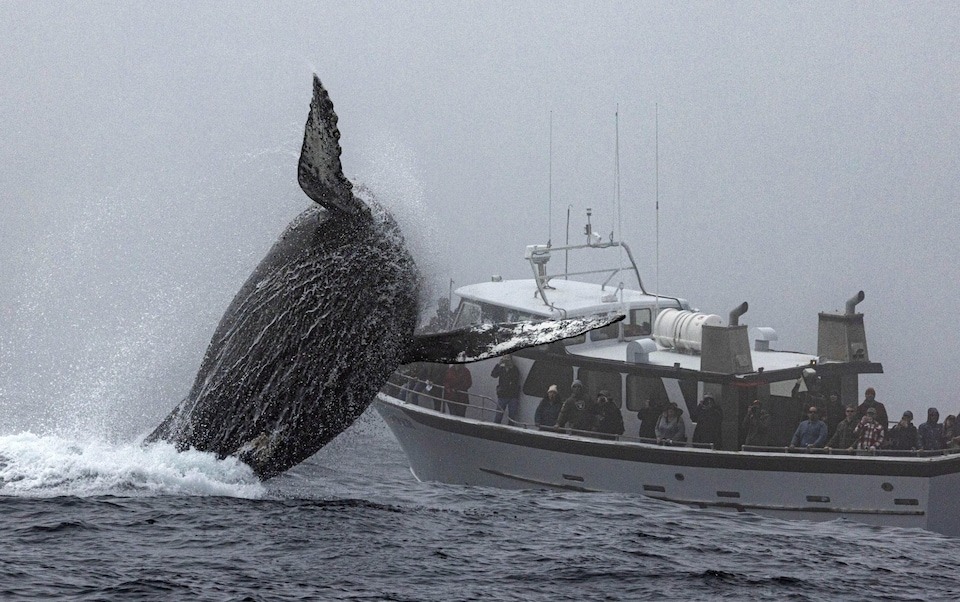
[{"left": 2, "top": 410, "right": 959, "bottom": 602}]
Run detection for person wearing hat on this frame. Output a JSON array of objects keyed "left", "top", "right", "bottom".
[
  {"left": 826, "top": 404, "right": 860, "bottom": 449},
  {"left": 656, "top": 402, "right": 687, "bottom": 443},
  {"left": 918, "top": 407, "right": 944, "bottom": 450},
  {"left": 853, "top": 406, "right": 885, "bottom": 450},
  {"left": 790, "top": 406, "right": 828, "bottom": 449},
  {"left": 490, "top": 354, "right": 521, "bottom": 425},
  {"left": 692, "top": 394, "right": 723, "bottom": 448},
  {"left": 856, "top": 387, "right": 889, "bottom": 435},
  {"left": 555, "top": 379, "right": 591, "bottom": 433},
  {"left": 886, "top": 410, "right": 918, "bottom": 451},
  {"left": 442, "top": 362, "right": 473, "bottom": 417},
  {"left": 741, "top": 399, "right": 770, "bottom": 447},
  {"left": 594, "top": 390, "right": 625, "bottom": 440},
  {"left": 535, "top": 384, "right": 563, "bottom": 431}
]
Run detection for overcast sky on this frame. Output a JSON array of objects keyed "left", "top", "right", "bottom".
[{"left": 1, "top": 2, "right": 958, "bottom": 434}]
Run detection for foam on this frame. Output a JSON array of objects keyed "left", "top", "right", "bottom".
[{"left": 0, "top": 432, "right": 265, "bottom": 498}]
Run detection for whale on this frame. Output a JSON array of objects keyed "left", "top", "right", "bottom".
[{"left": 146, "top": 75, "right": 622, "bottom": 479}]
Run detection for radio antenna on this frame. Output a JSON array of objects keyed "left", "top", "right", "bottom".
[{"left": 548, "top": 111, "right": 553, "bottom": 247}]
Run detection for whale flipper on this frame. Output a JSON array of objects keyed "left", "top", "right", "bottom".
[
  {"left": 298, "top": 75, "right": 368, "bottom": 217},
  {"left": 403, "top": 314, "right": 624, "bottom": 364}
]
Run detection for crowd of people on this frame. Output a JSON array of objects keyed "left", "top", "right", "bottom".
[
  {"left": 783, "top": 387, "right": 960, "bottom": 452},
  {"left": 399, "top": 361, "right": 960, "bottom": 454}
]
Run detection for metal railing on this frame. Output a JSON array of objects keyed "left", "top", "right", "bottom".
[
  {"left": 380, "top": 375, "right": 715, "bottom": 447},
  {"left": 741, "top": 445, "right": 960, "bottom": 458}
]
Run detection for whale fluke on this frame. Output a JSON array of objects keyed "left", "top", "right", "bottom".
[{"left": 298, "top": 75, "right": 365, "bottom": 217}]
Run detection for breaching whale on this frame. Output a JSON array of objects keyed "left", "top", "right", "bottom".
[{"left": 146, "top": 75, "right": 622, "bottom": 479}]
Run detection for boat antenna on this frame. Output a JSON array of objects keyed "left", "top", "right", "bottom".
[
  {"left": 615, "top": 106, "right": 624, "bottom": 303},
  {"left": 548, "top": 110, "right": 553, "bottom": 247},
  {"left": 565, "top": 204, "right": 572, "bottom": 279},
  {"left": 655, "top": 103, "right": 660, "bottom": 319}
]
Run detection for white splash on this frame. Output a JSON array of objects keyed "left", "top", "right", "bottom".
[{"left": 0, "top": 433, "right": 264, "bottom": 498}]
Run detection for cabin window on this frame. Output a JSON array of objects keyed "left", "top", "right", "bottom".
[
  {"left": 626, "top": 375, "right": 668, "bottom": 412},
  {"left": 523, "top": 361, "right": 574, "bottom": 399},
  {"left": 589, "top": 321, "right": 620, "bottom": 342},
  {"left": 563, "top": 334, "right": 587, "bottom": 346},
  {"left": 623, "top": 308, "right": 652, "bottom": 338},
  {"left": 454, "top": 301, "right": 482, "bottom": 328},
  {"left": 578, "top": 369, "right": 622, "bottom": 407}
]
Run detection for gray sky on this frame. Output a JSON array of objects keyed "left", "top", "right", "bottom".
[{"left": 1, "top": 2, "right": 958, "bottom": 433}]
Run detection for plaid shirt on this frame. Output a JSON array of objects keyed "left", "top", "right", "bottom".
[{"left": 854, "top": 420, "right": 884, "bottom": 450}]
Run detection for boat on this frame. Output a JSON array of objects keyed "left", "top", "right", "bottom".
[{"left": 373, "top": 212, "right": 960, "bottom": 535}]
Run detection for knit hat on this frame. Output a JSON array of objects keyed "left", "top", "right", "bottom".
[{"left": 547, "top": 384, "right": 558, "bottom": 393}]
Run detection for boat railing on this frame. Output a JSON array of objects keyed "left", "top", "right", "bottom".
[
  {"left": 381, "top": 375, "right": 501, "bottom": 422},
  {"left": 741, "top": 445, "right": 960, "bottom": 458},
  {"left": 381, "top": 375, "right": 716, "bottom": 447}
]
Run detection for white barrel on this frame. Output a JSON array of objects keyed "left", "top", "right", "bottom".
[{"left": 653, "top": 308, "right": 722, "bottom": 352}]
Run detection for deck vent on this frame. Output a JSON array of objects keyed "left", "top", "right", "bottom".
[
  {"left": 643, "top": 485, "right": 666, "bottom": 493},
  {"left": 754, "top": 327, "right": 778, "bottom": 351},
  {"left": 716, "top": 491, "right": 741, "bottom": 498},
  {"left": 894, "top": 499, "right": 919, "bottom": 506},
  {"left": 490, "top": 274, "right": 502, "bottom": 282},
  {"left": 806, "top": 496, "right": 831, "bottom": 503},
  {"left": 562, "top": 474, "right": 585, "bottom": 482},
  {"left": 627, "top": 339, "right": 658, "bottom": 364}
]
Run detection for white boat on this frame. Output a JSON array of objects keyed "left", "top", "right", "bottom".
[{"left": 374, "top": 214, "right": 960, "bottom": 535}]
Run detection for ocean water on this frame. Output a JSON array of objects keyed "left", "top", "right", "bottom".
[{"left": 2, "top": 410, "right": 959, "bottom": 601}]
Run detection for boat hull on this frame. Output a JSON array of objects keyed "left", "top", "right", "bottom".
[{"left": 374, "top": 392, "right": 960, "bottom": 535}]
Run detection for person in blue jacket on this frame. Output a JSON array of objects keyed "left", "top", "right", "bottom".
[{"left": 790, "top": 406, "right": 828, "bottom": 449}]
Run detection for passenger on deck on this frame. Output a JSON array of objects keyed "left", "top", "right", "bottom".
[
  {"left": 535, "top": 384, "right": 563, "bottom": 431},
  {"left": 885, "top": 411, "right": 918, "bottom": 451},
  {"left": 942, "top": 415, "right": 958, "bottom": 449},
  {"left": 555, "top": 379, "right": 592, "bottom": 434},
  {"left": 853, "top": 407, "right": 884, "bottom": 451},
  {"left": 790, "top": 406, "right": 828, "bottom": 449},
  {"left": 918, "top": 408, "right": 944, "bottom": 451},
  {"left": 825, "top": 405, "right": 859, "bottom": 450},
  {"left": 692, "top": 394, "right": 723, "bottom": 448},
  {"left": 655, "top": 403, "right": 686, "bottom": 444},
  {"left": 594, "top": 390, "right": 625, "bottom": 440},
  {"left": 856, "top": 387, "right": 889, "bottom": 435},
  {"left": 637, "top": 397, "right": 665, "bottom": 440},
  {"left": 741, "top": 399, "right": 770, "bottom": 447},
  {"left": 423, "top": 363, "right": 447, "bottom": 412},
  {"left": 490, "top": 355, "right": 521, "bottom": 425},
  {"left": 824, "top": 393, "right": 845, "bottom": 438},
  {"left": 442, "top": 363, "right": 472, "bottom": 417}
]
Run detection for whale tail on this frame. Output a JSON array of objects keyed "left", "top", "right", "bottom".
[
  {"left": 403, "top": 314, "right": 624, "bottom": 364},
  {"left": 298, "top": 75, "right": 369, "bottom": 218}
]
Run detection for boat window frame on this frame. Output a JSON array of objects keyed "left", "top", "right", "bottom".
[
  {"left": 625, "top": 374, "right": 669, "bottom": 412},
  {"left": 453, "top": 301, "right": 483, "bottom": 328}
]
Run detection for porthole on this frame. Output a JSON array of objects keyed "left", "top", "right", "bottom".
[{"left": 881, "top": 482, "right": 894, "bottom": 492}]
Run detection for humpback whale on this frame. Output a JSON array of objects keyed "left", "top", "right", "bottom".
[{"left": 146, "top": 76, "right": 622, "bottom": 479}]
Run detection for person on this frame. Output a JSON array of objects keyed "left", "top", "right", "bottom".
[
  {"left": 852, "top": 407, "right": 884, "bottom": 450},
  {"left": 790, "top": 406, "right": 828, "bottom": 449},
  {"left": 741, "top": 399, "right": 770, "bottom": 447},
  {"left": 856, "top": 387, "right": 889, "bottom": 435},
  {"left": 655, "top": 403, "right": 686, "bottom": 444},
  {"left": 918, "top": 407, "right": 944, "bottom": 451},
  {"left": 490, "top": 355, "right": 521, "bottom": 424},
  {"left": 555, "top": 380, "right": 592, "bottom": 433},
  {"left": 535, "top": 384, "right": 563, "bottom": 431},
  {"left": 442, "top": 363, "right": 472, "bottom": 417},
  {"left": 594, "top": 390, "right": 625, "bottom": 440},
  {"left": 422, "top": 362, "right": 447, "bottom": 412},
  {"left": 943, "top": 415, "right": 959, "bottom": 449},
  {"left": 825, "top": 404, "right": 859, "bottom": 449},
  {"left": 823, "top": 393, "right": 845, "bottom": 438},
  {"left": 886, "top": 411, "right": 918, "bottom": 451},
  {"left": 637, "top": 397, "right": 665, "bottom": 440},
  {"left": 692, "top": 394, "right": 723, "bottom": 448}
]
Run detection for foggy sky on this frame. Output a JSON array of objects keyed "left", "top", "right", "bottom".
[{"left": 1, "top": 2, "right": 958, "bottom": 434}]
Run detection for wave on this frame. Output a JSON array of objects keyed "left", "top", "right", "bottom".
[{"left": 0, "top": 432, "right": 264, "bottom": 498}]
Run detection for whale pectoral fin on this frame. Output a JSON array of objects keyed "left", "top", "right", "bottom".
[
  {"left": 403, "top": 314, "right": 625, "bottom": 364},
  {"left": 298, "top": 75, "right": 368, "bottom": 217}
]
